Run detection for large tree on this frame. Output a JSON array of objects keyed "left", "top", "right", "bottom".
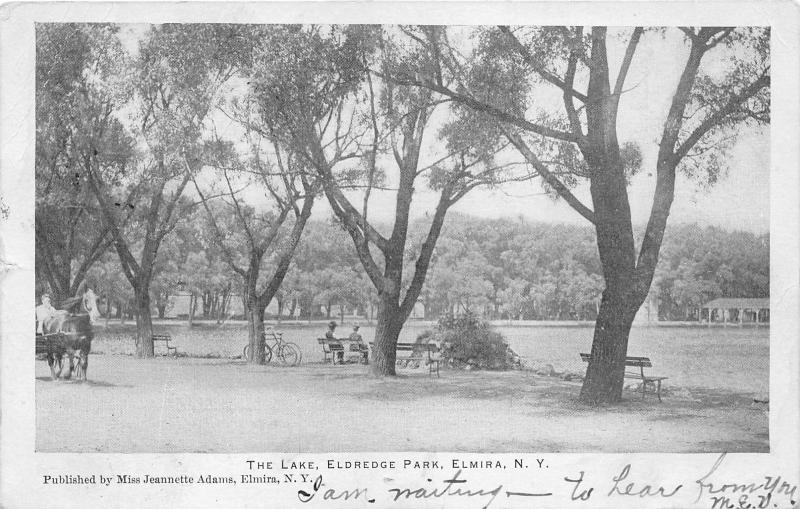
[
  {"left": 35, "top": 24, "right": 131, "bottom": 303},
  {"left": 396, "top": 26, "right": 770, "bottom": 402},
  {"left": 248, "top": 26, "right": 513, "bottom": 375},
  {"left": 86, "top": 24, "right": 246, "bottom": 357},
  {"left": 192, "top": 137, "right": 315, "bottom": 364}
]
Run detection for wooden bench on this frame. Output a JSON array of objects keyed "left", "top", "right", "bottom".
[
  {"left": 318, "top": 338, "right": 368, "bottom": 364},
  {"left": 371, "top": 342, "right": 441, "bottom": 378},
  {"left": 580, "top": 353, "right": 667, "bottom": 401},
  {"left": 153, "top": 334, "right": 177, "bottom": 356},
  {"left": 318, "top": 338, "right": 344, "bottom": 364}
]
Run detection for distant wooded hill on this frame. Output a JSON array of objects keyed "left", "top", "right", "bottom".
[{"left": 79, "top": 213, "right": 768, "bottom": 323}]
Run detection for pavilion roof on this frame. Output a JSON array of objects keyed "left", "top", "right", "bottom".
[{"left": 702, "top": 297, "right": 769, "bottom": 309}]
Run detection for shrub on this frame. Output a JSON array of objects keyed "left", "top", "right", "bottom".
[{"left": 419, "top": 311, "right": 517, "bottom": 370}]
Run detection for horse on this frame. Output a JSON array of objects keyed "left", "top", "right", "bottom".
[{"left": 40, "top": 287, "right": 100, "bottom": 381}]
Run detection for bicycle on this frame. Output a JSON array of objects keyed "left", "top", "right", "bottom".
[{"left": 242, "top": 328, "right": 302, "bottom": 366}]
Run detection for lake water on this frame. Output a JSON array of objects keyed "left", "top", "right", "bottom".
[{"left": 92, "top": 321, "right": 769, "bottom": 396}]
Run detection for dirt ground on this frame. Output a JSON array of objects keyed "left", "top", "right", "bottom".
[{"left": 35, "top": 355, "right": 769, "bottom": 453}]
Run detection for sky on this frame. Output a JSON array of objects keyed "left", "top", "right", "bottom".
[{"left": 117, "top": 24, "right": 769, "bottom": 234}]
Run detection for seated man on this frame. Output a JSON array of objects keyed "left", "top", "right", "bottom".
[
  {"left": 325, "top": 321, "right": 344, "bottom": 363},
  {"left": 348, "top": 324, "right": 369, "bottom": 364}
]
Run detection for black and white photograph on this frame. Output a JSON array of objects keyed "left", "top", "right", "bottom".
[{"left": 1, "top": 2, "right": 798, "bottom": 508}]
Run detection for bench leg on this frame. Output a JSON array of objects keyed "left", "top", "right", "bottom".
[{"left": 657, "top": 380, "right": 662, "bottom": 402}]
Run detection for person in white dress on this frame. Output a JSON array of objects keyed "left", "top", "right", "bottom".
[{"left": 36, "top": 293, "right": 57, "bottom": 334}]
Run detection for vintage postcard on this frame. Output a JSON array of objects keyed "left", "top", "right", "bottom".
[{"left": 1, "top": 1, "right": 798, "bottom": 508}]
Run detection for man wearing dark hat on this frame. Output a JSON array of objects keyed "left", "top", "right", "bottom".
[{"left": 325, "top": 321, "right": 344, "bottom": 363}]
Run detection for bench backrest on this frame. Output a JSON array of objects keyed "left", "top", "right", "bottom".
[
  {"left": 369, "top": 342, "right": 439, "bottom": 353},
  {"left": 318, "top": 338, "right": 343, "bottom": 352},
  {"left": 152, "top": 334, "right": 171, "bottom": 341},
  {"left": 579, "top": 352, "right": 652, "bottom": 367}
]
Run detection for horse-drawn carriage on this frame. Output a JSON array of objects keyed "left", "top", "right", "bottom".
[{"left": 35, "top": 287, "right": 100, "bottom": 381}]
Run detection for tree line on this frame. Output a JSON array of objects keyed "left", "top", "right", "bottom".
[
  {"left": 36, "top": 24, "right": 769, "bottom": 403},
  {"left": 74, "top": 214, "right": 767, "bottom": 324}
]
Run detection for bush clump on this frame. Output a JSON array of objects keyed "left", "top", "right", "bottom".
[{"left": 417, "top": 311, "right": 518, "bottom": 370}]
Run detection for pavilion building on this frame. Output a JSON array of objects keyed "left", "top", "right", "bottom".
[{"left": 700, "top": 297, "right": 769, "bottom": 326}]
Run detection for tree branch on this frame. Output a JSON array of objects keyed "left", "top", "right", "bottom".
[
  {"left": 221, "top": 164, "right": 257, "bottom": 252},
  {"left": 563, "top": 31, "right": 586, "bottom": 144},
  {"left": 672, "top": 73, "right": 770, "bottom": 163},
  {"left": 257, "top": 182, "right": 316, "bottom": 305},
  {"left": 399, "top": 183, "right": 453, "bottom": 320},
  {"left": 155, "top": 170, "right": 191, "bottom": 246},
  {"left": 498, "top": 25, "right": 589, "bottom": 103},
  {"left": 503, "top": 129, "right": 596, "bottom": 224},
  {"left": 85, "top": 159, "right": 140, "bottom": 285},
  {"left": 188, "top": 169, "right": 246, "bottom": 277},
  {"left": 613, "top": 27, "right": 643, "bottom": 99},
  {"left": 381, "top": 72, "right": 579, "bottom": 144}
]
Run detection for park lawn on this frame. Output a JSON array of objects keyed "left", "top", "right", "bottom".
[{"left": 35, "top": 355, "right": 768, "bottom": 453}]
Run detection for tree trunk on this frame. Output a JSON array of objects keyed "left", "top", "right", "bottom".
[
  {"left": 218, "top": 291, "right": 230, "bottom": 324},
  {"left": 203, "top": 291, "right": 211, "bottom": 318},
  {"left": 188, "top": 294, "right": 196, "bottom": 327},
  {"left": 104, "top": 297, "right": 111, "bottom": 328},
  {"left": 370, "top": 293, "right": 402, "bottom": 376},
  {"left": 246, "top": 299, "right": 267, "bottom": 364},
  {"left": 579, "top": 281, "right": 639, "bottom": 404},
  {"left": 134, "top": 289, "right": 154, "bottom": 358}
]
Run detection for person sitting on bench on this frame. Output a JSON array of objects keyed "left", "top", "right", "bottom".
[
  {"left": 325, "top": 321, "right": 344, "bottom": 363},
  {"left": 348, "top": 324, "right": 369, "bottom": 364}
]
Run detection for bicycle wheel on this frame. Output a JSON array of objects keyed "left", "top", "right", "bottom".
[
  {"left": 284, "top": 342, "right": 302, "bottom": 365},
  {"left": 243, "top": 343, "right": 273, "bottom": 363},
  {"left": 277, "top": 343, "right": 300, "bottom": 366}
]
